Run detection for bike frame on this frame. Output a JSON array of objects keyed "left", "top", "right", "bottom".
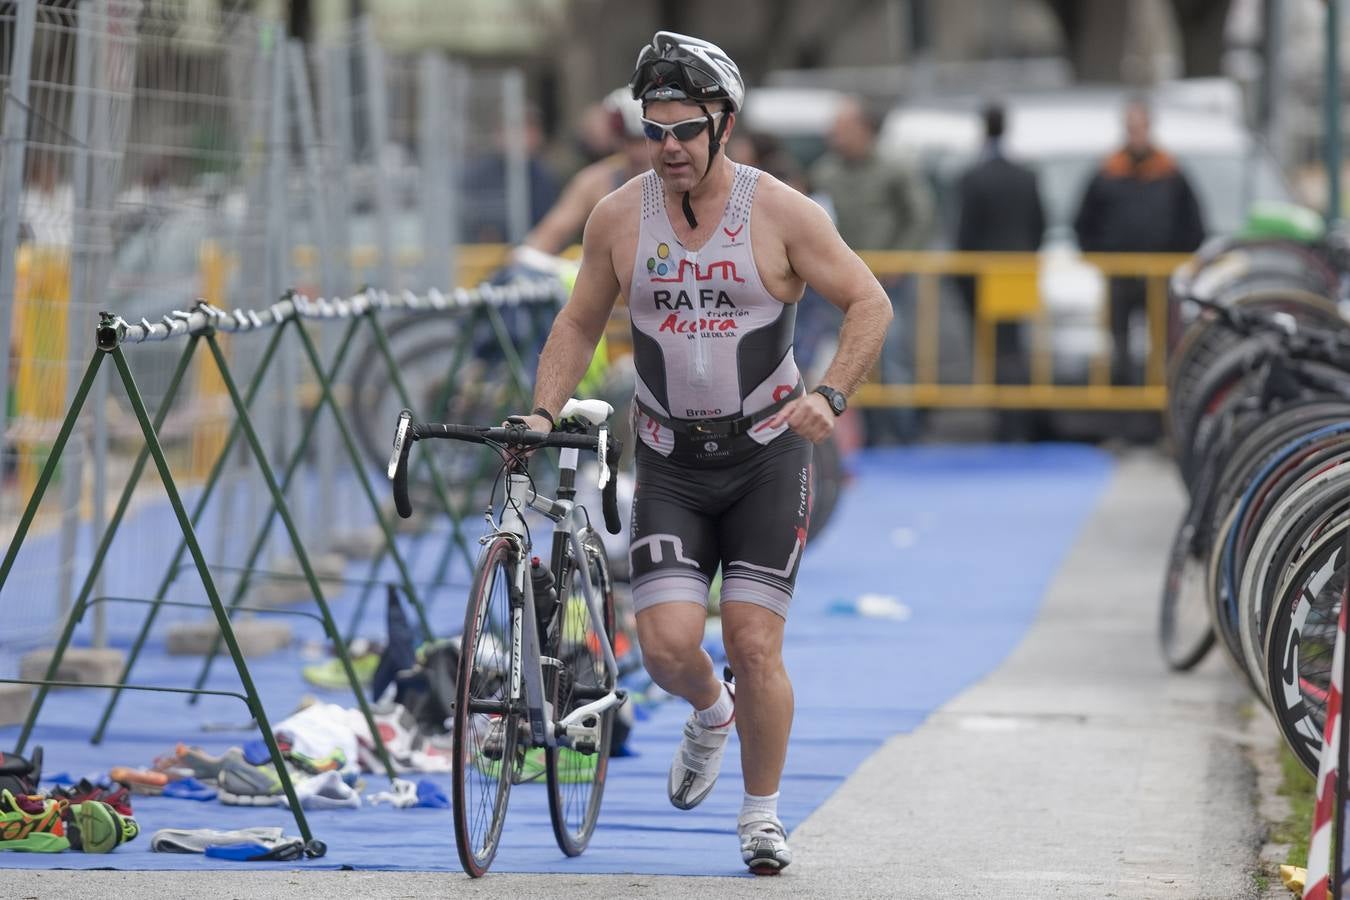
[{"left": 491, "top": 446, "right": 623, "bottom": 754}]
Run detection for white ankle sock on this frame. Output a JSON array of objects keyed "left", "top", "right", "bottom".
[
  {"left": 694, "top": 680, "right": 734, "bottom": 728},
  {"left": 740, "top": 791, "right": 780, "bottom": 825}
]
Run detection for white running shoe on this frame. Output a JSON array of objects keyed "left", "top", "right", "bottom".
[
  {"left": 667, "top": 688, "right": 734, "bottom": 810},
  {"left": 739, "top": 816, "right": 793, "bottom": 875}
]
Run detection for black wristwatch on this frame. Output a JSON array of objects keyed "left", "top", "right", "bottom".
[{"left": 813, "top": 385, "right": 847, "bottom": 417}]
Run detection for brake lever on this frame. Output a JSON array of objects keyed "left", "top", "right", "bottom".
[{"left": 596, "top": 426, "right": 611, "bottom": 490}]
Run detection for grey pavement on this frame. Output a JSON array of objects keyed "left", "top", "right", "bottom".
[{"left": 20, "top": 449, "right": 1271, "bottom": 899}]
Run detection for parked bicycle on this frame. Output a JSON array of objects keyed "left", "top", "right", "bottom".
[
  {"left": 1160, "top": 288, "right": 1350, "bottom": 775},
  {"left": 388, "top": 398, "right": 627, "bottom": 876}
]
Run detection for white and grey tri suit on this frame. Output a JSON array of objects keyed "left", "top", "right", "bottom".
[{"left": 626, "top": 164, "right": 812, "bottom": 619}]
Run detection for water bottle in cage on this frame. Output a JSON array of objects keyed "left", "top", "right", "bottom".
[{"left": 530, "top": 556, "right": 558, "bottom": 631}]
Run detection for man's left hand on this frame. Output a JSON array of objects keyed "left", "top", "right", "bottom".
[{"left": 766, "top": 393, "right": 835, "bottom": 443}]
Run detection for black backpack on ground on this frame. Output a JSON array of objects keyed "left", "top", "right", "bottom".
[{"left": 0, "top": 746, "right": 42, "bottom": 795}]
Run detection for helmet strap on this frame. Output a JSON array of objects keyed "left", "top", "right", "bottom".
[{"left": 681, "top": 105, "right": 731, "bottom": 230}]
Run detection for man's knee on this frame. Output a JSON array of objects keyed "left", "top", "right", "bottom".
[
  {"left": 640, "top": 637, "right": 703, "bottom": 679},
  {"left": 636, "top": 603, "right": 706, "bottom": 677},
  {"left": 723, "top": 629, "right": 783, "bottom": 677}
]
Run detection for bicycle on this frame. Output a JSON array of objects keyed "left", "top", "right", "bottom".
[
  {"left": 1160, "top": 296, "right": 1350, "bottom": 672},
  {"left": 387, "top": 398, "right": 627, "bottom": 876}
]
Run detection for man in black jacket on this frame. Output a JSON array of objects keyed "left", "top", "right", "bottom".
[
  {"left": 1073, "top": 98, "right": 1205, "bottom": 386},
  {"left": 955, "top": 102, "right": 1046, "bottom": 439}
]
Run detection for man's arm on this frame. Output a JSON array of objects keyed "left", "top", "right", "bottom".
[
  {"left": 520, "top": 160, "right": 614, "bottom": 255},
  {"left": 1073, "top": 172, "right": 1105, "bottom": 252},
  {"left": 1028, "top": 171, "right": 1046, "bottom": 250},
  {"left": 525, "top": 195, "right": 623, "bottom": 426},
  {"left": 765, "top": 186, "right": 893, "bottom": 442},
  {"left": 1172, "top": 171, "right": 1206, "bottom": 253}
]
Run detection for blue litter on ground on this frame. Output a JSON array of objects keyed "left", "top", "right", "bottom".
[
  {"left": 162, "top": 777, "right": 217, "bottom": 802},
  {"left": 414, "top": 778, "right": 449, "bottom": 809},
  {"left": 0, "top": 444, "right": 1112, "bottom": 873}
]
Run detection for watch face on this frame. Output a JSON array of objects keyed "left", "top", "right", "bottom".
[{"left": 830, "top": 393, "right": 846, "bottom": 413}]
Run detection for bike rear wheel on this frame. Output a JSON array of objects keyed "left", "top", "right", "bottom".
[
  {"left": 545, "top": 529, "right": 617, "bottom": 857},
  {"left": 1263, "top": 522, "right": 1349, "bottom": 775},
  {"left": 452, "top": 535, "right": 522, "bottom": 877},
  {"left": 1159, "top": 519, "right": 1216, "bottom": 670}
]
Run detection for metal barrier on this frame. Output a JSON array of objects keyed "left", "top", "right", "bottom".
[
  {"left": 853, "top": 250, "right": 1192, "bottom": 412},
  {"left": 0, "top": 277, "right": 564, "bottom": 849}
]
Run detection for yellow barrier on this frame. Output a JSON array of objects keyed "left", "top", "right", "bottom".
[
  {"left": 188, "top": 239, "right": 235, "bottom": 479},
  {"left": 850, "top": 251, "right": 1190, "bottom": 411},
  {"left": 13, "top": 245, "right": 71, "bottom": 498}
]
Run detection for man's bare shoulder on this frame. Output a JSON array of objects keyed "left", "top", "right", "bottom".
[
  {"left": 585, "top": 175, "right": 643, "bottom": 239},
  {"left": 753, "top": 170, "right": 831, "bottom": 231}
]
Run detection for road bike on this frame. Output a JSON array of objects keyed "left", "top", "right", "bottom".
[{"left": 388, "top": 398, "right": 627, "bottom": 876}]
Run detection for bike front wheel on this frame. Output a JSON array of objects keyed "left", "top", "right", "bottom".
[
  {"left": 452, "top": 535, "right": 521, "bottom": 877},
  {"left": 545, "top": 529, "right": 617, "bottom": 856}
]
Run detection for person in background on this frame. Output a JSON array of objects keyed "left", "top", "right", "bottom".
[
  {"left": 461, "top": 103, "right": 562, "bottom": 244},
  {"left": 519, "top": 88, "right": 650, "bottom": 255},
  {"left": 954, "top": 102, "right": 1046, "bottom": 441},
  {"left": 548, "top": 100, "right": 620, "bottom": 184},
  {"left": 809, "top": 95, "right": 933, "bottom": 444},
  {"left": 1073, "top": 96, "right": 1205, "bottom": 387}
]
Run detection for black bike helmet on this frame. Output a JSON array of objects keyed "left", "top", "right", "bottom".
[{"left": 629, "top": 31, "right": 745, "bottom": 228}]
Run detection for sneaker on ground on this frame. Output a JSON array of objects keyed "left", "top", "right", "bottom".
[
  {"left": 287, "top": 748, "right": 347, "bottom": 776},
  {"left": 302, "top": 652, "right": 380, "bottom": 691},
  {"left": 217, "top": 749, "right": 303, "bottom": 807},
  {"left": 51, "top": 779, "right": 133, "bottom": 817},
  {"left": 667, "top": 691, "right": 734, "bottom": 811},
  {"left": 107, "top": 767, "right": 168, "bottom": 795},
  {"left": 65, "top": 801, "right": 139, "bottom": 853},
  {"left": 153, "top": 744, "right": 228, "bottom": 783},
  {"left": 739, "top": 816, "right": 792, "bottom": 875},
  {"left": 0, "top": 789, "right": 69, "bottom": 853}
]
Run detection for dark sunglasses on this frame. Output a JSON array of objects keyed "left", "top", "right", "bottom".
[{"left": 640, "top": 113, "right": 720, "bottom": 143}]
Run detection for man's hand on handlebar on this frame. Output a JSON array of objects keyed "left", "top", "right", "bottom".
[
  {"left": 499, "top": 413, "right": 554, "bottom": 462},
  {"left": 505, "top": 413, "right": 554, "bottom": 434}
]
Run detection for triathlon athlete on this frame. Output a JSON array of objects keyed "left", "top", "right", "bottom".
[
  {"left": 511, "top": 31, "right": 891, "bottom": 874},
  {"left": 518, "top": 88, "right": 650, "bottom": 255}
]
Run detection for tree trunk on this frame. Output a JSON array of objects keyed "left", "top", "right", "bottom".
[
  {"left": 1045, "top": 0, "right": 1131, "bottom": 82},
  {"left": 1170, "top": 0, "right": 1232, "bottom": 77}
]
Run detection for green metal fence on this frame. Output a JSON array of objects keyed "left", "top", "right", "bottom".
[{"left": 0, "top": 277, "right": 564, "bottom": 849}]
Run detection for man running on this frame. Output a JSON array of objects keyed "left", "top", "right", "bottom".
[{"left": 513, "top": 31, "right": 891, "bottom": 874}]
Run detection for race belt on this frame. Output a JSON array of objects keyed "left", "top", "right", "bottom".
[{"left": 635, "top": 384, "right": 803, "bottom": 439}]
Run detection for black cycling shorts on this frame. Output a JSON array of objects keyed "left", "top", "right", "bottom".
[{"left": 628, "top": 431, "right": 813, "bottom": 619}]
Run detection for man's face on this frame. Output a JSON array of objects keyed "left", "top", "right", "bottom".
[
  {"left": 644, "top": 100, "right": 726, "bottom": 192},
  {"left": 1125, "top": 105, "right": 1151, "bottom": 154},
  {"left": 829, "top": 102, "right": 874, "bottom": 161}
]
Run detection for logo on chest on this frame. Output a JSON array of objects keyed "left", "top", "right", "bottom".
[
  {"left": 652, "top": 288, "right": 740, "bottom": 336},
  {"left": 646, "top": 241, "right": 745, "bottom": 284}
]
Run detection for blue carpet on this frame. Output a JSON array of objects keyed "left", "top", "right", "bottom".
[{"left": 0, "top": 444, "right": 1112, "bottom": 873}]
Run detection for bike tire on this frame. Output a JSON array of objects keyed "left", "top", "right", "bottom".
[
  {"left": 452, "top": 535, "right": 522, "bottom": 877},
  {"left": 545, "top": 529, "right": 617, "bottom": 857},
  {"left": 1158, "top": 517, "right": 1216, "bottom": 671},
  {"left": 1167, "top": 285, "right": 1340, "bottom": 457},
  {"left": 1240, "top": 458, "right": 1350, "bottom": 695},
  {"left": 808, "top": 433, "right": 844, "bottom": 541},
  {"left": 1263, "top": 521, "right": 1350, "bottom": 776}
]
